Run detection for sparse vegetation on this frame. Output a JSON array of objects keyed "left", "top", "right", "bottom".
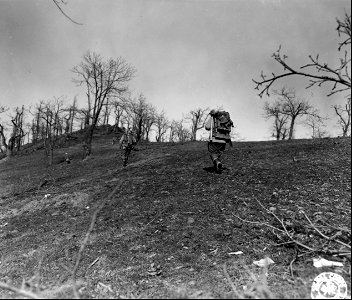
[{"left": 0, "top": 129, "right": 350, "bottom": 298}]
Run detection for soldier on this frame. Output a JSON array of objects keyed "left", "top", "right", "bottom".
[
  {"left": 118, "top": 127, "right": 137, "bottom": 167},
  {"left": 205, "top": 109, "right": 233, "bottom": 173}
]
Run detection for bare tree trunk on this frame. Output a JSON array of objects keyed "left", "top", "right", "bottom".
[
  {"left": 288, "top": 116, "right": 296, "bottom": 140},
  {"left": 48, "top": 146, "right": 54, "bottom": 166},
  {"left": 282, "top": 128, "right": 288, "bottom": 140},
  {"left": 334, "top": 98, "right": 351, "bottom": 137}
]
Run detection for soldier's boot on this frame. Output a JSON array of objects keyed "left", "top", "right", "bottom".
[{"left": 213, "top": 159, "right": 223, "bottom": 173}]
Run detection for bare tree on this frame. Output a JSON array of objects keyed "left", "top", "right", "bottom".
[
  {"left": 0, "top": 106, "right": 26, "bottom": 157},
  {"left": 63, "top": 96, "right": 78, "bottom": 134},
  {"left": 39, "top": 97, "right": 67, "bottom": 165},
  {"left": 155, "top": 110, "right": 169, "bottom": 142},
  {"left": 10, "top": 106, "right": 26, "bottom": 154},
  {"left": 253, "top": 12, "right": 351, "bottom": 98},
  {"left": 28, "top": 102, "right": 44, "bottom": 150},
  {"left": 0, "top": 106, "right": 9, "bottom": 154},
  {"left": 174, "top": 119, "right": 191, "bottom": 143},
  {"left": 305, "top": 114, "right": 329, "bottom": 139},
  {"left": 124, "top": 94, "right": 152, "bottom": 142},
  {"left": 101, "top": 98, "right": 112, "bottom": 126},
  {"left": 72, "top": 51, "right": 136, "bottom": 157},
  {"left": 0, "top": 124, "right": 6, "bottom": 154},
  {"left": 111, "top": 99, "right": 126, "bottom": 129},
  {"left": 143, "top": 105, "right": 156, "bottom": 142},
  {"left": 77, "top": 107, "right": 90, "bottom": 131},
  {"left": 186, "top": 107, "right": 209, "bottom": 141},
  {"left": 264, "top": 101, "right": 290, "bottom": 140},
  {"left": 333, "top": 97, "right": 351, "bottom": 137},
  {"left": 273, "top": 87, "right": 320, "bottom": 140},
  {"left": 168, "top": 120, "right": 178, "bottom": 143}
]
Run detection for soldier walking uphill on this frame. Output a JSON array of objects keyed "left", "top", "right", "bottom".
[
  {"left": 118, "top": 128, "right": 138, "bottom": 167},
  {"left": 205, "top": 109, "right": 233, "bottom": 173}
]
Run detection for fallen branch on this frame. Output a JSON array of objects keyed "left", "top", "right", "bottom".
[
  {"left": 301, "top": 210, "right": 351, "bottom": 250},
  {"left": 87, "top": 257, "right": 100, "bottom": 270},
  {"left": 71, "top": 178, "right": 125, "bottom": 298},
  {"left": 0, "top": 257, "right": 45, "bottom": 298},
  {"left": 255, "top": 198, "right": 349, "bottom": 254},
  {"left": 289, "top": 246, "right": 298, "bottom": 277},
  {"left": 0, "top": 281, "right": 41, "bottom": 299},
  {"left": 235, "top": 198, "right": 351, "bottom": 277},
  {"left": 223, "top": 262, "right": 241, "bottom": 298},
  {"left": 254, "top": 199, "right": 318, "bottom": 252},
  {"left": 320, "top": 220, "right": 351, "bottom": 234},
  {"left": 232, "top": 213, "right": 285, "bottom": 234},
  {"left": 241, "top": 263, "right": 273, "bottom": 299}
]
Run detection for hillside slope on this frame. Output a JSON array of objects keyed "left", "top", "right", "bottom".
[{"left": 0, "top": 135, "right": 351, "bottom": 298}]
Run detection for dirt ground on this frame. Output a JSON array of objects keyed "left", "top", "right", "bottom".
[{"left": 0, "top": 134, "right": 351, "bottom": 299}]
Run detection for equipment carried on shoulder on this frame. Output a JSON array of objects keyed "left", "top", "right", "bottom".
[
  {"left": 117, "top": 128, "right": 138, "bottom": 167},
  {"left": 210, "top": 110, "right": 233, "bottom": 142},
  {"left": 118, "top": 129, "right": 137, "bottom": 150}
]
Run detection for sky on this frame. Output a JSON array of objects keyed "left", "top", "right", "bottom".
[{"left": 0, "top": 0, "right": 350, "bottom": 141}]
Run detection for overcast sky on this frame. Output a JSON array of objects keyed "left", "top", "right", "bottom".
[{"left": 0, "top": 0, "right": 350, "bottom": 141}]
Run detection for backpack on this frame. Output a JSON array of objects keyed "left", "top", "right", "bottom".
[
  {"left": 212, "top": 110, "right": 233, "bottom": 141},
  {"left": 119, "top": 130, "right": 137, "bottom": 150}
]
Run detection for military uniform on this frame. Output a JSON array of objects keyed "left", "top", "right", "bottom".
[
  {"left": 118, "top": 129, "right": 137, "bottom": 166},
  {"left": 205, "top": 109, "right": 232, "bottom": 173}
]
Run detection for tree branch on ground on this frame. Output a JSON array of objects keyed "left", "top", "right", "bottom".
[
  {"left": 223, "top": 262, "right": 241, "bottom": 298},
  {"left": 233, "top": 198, "right": 351, "bottom": 276},
  {"left": 70, "top": 178, "right": 125, "bottom": 298},
  {"left": 0, "top": 281, "right": 42, "bottom": 299},
  {"left": 223, "top": 261, "right": 274, "bottom": 298}
]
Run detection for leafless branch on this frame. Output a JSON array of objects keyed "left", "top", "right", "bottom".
[
  {"left": 223, "top": 262, "right": 241, "bottom": 298},
  {"left": 253, "top": 48, "right": 351, "bottom": 98},
  {"left": 254, "top": 198, "right": 317, "bottom": 252},
  {"left": 253, "top": 13, "right": 351, "bottom": 98},
  {"left": 301, "top": 210, "right": 351, "bottom": 250},
  {"left": 333, "top": 97, "right": 351, "bottom": 136},
  {"left": 232, "top": 213, "right": 285, "bottom": 234},
  {"left": 337, "top": 12, "right": 351, "bottom": 51},
  {"left": 71, "top": 179, "right": 125, "bottom": 298},
  {"left": 52, "top": 0, "right": 83, "bottom": 25},
  {"left": 320, "top": 219, "right": 351, "bottom": 234},
  {"left": 235, "top": 197, "right": 351, "bottom": 267},
  {"left": 0, "top": 281, "right": 42, "bottom": 299}
]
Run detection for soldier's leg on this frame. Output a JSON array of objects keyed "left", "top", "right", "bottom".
[
  {"left": 123, "top": 144, "right": 133, "bottom": 166},
  {"left": 208, "top": 142, "right": 226, "bottom": 172},
  {"left": 208, "top": 142, "right": 225, "bottom": 162}
]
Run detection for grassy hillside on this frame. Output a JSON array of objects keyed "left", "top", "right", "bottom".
[{"left": 0, "top": 133, "right": 351, "bottom": 299}]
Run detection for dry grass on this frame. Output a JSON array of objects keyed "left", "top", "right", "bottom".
[{"left": 0, "top": 134, "right": 350, "bottom": 298}]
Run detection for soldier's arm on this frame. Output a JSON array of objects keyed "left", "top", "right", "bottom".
[
  {"left": 205, "top": 116, "right": 212, "bottom": 131},
  {"left": 118, "top": 135, "right": 125, "bottom": 149}
]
